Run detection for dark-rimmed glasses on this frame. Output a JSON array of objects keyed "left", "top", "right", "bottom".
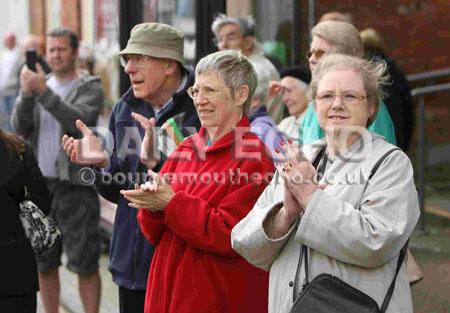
[{"left": 119, "top": 54, "right": 152, "bottom": 68}]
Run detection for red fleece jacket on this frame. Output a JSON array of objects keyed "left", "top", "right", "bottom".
[{"left": 138, "top": 116, "right": 274, "bottom": 313}]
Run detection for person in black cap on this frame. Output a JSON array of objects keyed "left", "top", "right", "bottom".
[{"left": 267, "top": 65, "right": 310, "bottom": 143}]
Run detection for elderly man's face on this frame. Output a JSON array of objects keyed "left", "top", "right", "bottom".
[
  {"left": 216, "top": 24, "right": 246, "bottom": 52},
  {"left": 308, "top": 36, "right": 333, "bottom": 71},
  {"left": 123, "top": 55, "right": 174, "bottom": 105}
]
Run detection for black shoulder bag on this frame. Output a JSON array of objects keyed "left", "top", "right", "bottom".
[
  {"left": 289, "top": 148, "right": 405, "bottom": 313},
  {"left": 18, "top": 153, "right": 62, "bottom": 254}
]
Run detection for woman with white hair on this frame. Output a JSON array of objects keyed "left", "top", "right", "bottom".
[{"left": 232, "top": 54, "right": 419, "bottom": 313}]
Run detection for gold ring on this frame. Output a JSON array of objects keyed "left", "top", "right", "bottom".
[{"left": 282, "top": 162, "right": 292, "bottom": 172}]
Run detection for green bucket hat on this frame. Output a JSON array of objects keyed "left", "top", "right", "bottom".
[{"left": 119, "top": 23, "right": 185, "bottom": 65}]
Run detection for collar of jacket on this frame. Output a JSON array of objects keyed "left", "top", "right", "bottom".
[
  {"left": 180, "top": 115, "right": 253, "bottom": 154},
  {"left": 302, "top": 131, "right": 385, "bottom": 163}
]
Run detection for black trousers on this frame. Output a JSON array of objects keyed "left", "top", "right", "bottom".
[
  {"left": 119, "top": 286, "right": 146, "bottom": 313},
  {"left": 0, "top": 293, "right": 36, "bottom": 313}
]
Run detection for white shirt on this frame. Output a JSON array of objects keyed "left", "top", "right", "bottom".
[
  {"left": 0, "top": 47, "right": 19, "bottom": 92},
  {"left": 37, "top": 77, "right": 77, "bottom": 178},
  {"left": 277, "top": 112, "right": 306, "bottom": 142}
]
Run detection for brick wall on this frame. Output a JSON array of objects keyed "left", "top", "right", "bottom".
[
  {"left": 316, "top": 0, "right": 450, "bottom": 75},
  {"left": 316, "top": 0, "right": 450, "bottom": 146}
]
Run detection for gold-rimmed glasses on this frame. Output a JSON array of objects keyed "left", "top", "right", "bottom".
[
  {"left": 187, "top": 85, "right": 223, "bottom": 101},
  {"left": 315, "top": 91, "right": 367, "bottom": 105}
]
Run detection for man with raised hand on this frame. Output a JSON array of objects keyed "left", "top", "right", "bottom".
[
  {"left": 62, "top": 23, "right": 200, "bottom": 313},
  {"left": 12, "top": 27, "right": 104, "bottom": 313}
]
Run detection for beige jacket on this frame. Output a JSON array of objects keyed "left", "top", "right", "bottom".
[{"left": 232, "top": 133, "right": 419, "bottom": 313}]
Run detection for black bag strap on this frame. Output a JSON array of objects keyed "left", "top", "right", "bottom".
[
  {"left": 18, "top": 151, "right": 31, "bottom": 200},
  {"left": 292, "top": 147, "right": 325, "bottom": 299},
  {"left": 379, "top": 242, "right": 408, "bottom": 313},
  {"left": 293, "top": 147, "right": 406, "bottom": 312},
  {"left": 368, "top": 147, "right": 401, "bottom": 180},
  {"left": 299, "top": 242, "right": 408, "bottom": 313}
]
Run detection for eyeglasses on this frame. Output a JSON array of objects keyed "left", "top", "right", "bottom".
[
  {"left": 187, "top": 86, "right": 222, "bottom": 101},
  {"left": 315, "top": 92, "right": 367, "bottom": 105},
  {"left": 213, "top": 32, "right": 242, "bottom": 46},
  {"left": 119, "top": 54, "right": 151, "bottom": 68},
  {"left": 306, "top": 49, "right": 326, "bottom": 60}
]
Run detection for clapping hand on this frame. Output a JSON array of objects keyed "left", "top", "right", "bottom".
[
  {"left": 275, "top": 141, "right": 324, "bottom": 209},
  {"left": 62, "top": 119, "right": 109, "bottom": 168},
  {"left": 131, "top": 112, "right": 159, "bottom": 169},
  {"left": 120, "top": 169, "right": 174, "bottom": 211}
]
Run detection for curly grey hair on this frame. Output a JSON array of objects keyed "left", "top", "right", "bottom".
[
  {"left": 211, "top": 14, "right": 256, "bottom": 38},
  {"left": 310, "top": 53, "right": 390, "bottom": 126}
]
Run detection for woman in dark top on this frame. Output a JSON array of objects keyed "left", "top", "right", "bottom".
[{"left": 0, "top": 128, "right": 52, "bottom": 313}]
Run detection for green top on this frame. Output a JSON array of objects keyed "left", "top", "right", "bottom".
[{"left": 300, "top": 101, "right": 397, "bottom": 145}]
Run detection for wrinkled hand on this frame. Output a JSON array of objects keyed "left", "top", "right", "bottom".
[
  {"left": 120, "top": 169, "right": 174, "bottom": 211},
  {"left": 275, "top": 140, "right": 318, "bottom": 208},
  {"left": 62, "top": 119, "right": 109, "bottom": 167},
  {"left": 283, "top": 179, "right": 303, "bottom": 220},
  {"left": 132, "top": 112, "right": 159, "bottom": 169},
  {"left": 20, "top": 63, "right": 47, "bottom": 95}
]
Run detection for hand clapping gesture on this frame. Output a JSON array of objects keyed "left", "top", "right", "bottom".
[
  {"left": 266, "top": 140, "right": 326, "bottom": 237},
  {"left": 131, "top": 112, "right": 160, "bottom": 170},
  {"left": 275, "top": 140, "right": 320, "bottom": 210},
  {"left": 120, "top": 169, "right": 174, "bottom": 212},
  {"left": 62, "top": 119, "right": 109, "bottom": 168}
]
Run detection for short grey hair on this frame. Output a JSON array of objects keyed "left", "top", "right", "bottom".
[
  {"left": 311, "top": 21, "right": 363, "bottom": 58},
  {"left": 211, "top": 14, "right": 255, "bottom": 38},
  {"left": 310, "top": 54, "right": 390, "bottom": 126},
  {"left": 195, "top": 50, "right": 257, "bottom": 114}
]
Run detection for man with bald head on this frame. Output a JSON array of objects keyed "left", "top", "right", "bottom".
[{"left": 20, "top": 34, "right": 51, "bottom": 73}]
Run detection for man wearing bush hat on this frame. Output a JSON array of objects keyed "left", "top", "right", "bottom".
[
  {"left": 65, "top": 22, "right": 200, "bottom": 313},
  {"left": 119, "top": 22, "right": 185, "bottom": 65}
]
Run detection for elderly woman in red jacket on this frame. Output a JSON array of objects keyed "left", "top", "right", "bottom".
[{"left": 121, "top": 50, "right": 275, "bottom": 313}]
